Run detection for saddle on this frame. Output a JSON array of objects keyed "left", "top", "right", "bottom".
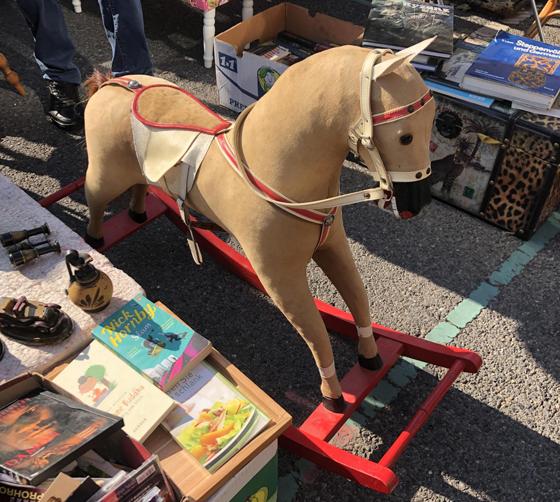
[
  {"left": 101, "top": 78, "right": 232, "bottom": 264},
  {"left": 103, "top": 78, "right": 231, "bottom": 185}
]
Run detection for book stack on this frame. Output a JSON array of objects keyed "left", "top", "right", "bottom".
[
  {"left": 458, "top": 31, "right": 560, "bottom": 117},
  {"left": 362, "top": 0, "right": 454, "bottom": 73},
  {"left": 0, "top": 295, "right": 276, "bottom": 500},
  {"left": 248, "top": 31, "right": 339, "bottom": 67},
  {"left": 55, "top": 295, "right": 270, "bottom": 473}
]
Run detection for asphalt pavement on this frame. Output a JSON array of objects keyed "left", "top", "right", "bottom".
[{"left": 1, "top": 1, "right": 559, "bottom": 501}]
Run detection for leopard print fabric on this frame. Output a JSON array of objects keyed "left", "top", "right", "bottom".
[
  {"left": 538, "top": 169, "right": 560, "bottom": 227},
  {"left": 484, "top": 130, "right": 554, "bottom": 234}
]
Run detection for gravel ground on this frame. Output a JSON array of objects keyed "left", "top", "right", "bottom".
[{"left": 1, "top": 1, "right": 559, "bottom": 501}]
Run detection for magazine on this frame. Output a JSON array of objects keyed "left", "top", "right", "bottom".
[
  {"left": 163, "top": 361, "right": 270, "bottom": 472},
  {"left": 0, "top": 391, "right": 123, "bottom": 485},
  {"left": 461, "top": 31, "right": 560, "bottom": 109},
  {"left": 92, "top": 295, "right": 212, "bottom": 391},
  {"left": 53, "top": 341, "right": 176, "bottom": 442},
  {"left": 364, "top": 0, "right": 454, "bottom": 58}
]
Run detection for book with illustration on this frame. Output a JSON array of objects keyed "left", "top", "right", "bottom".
[
  {"left": 462, "top": 31, "right": 560, "bottom": 109},
  {"left": 363, "top": 0, "right": 454, "bottom": 58},
  {"left": 0, "top": 390, "right": 122, "bottom": 485},
  {"left": 163, "top": 361, "right": 270, "bottom": 472},
  {"left": 53, "top": 340, "right": 176, "bottom": 442},
  {"left": 92, "top": 295, "right": 212, "bottom": 392}
]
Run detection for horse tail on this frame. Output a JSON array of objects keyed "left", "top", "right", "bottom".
[{"left": 83, "top": 70, "right": 112, "bottom": 100}]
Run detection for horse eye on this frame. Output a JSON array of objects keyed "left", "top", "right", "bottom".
[{"left": 400, "top": 134, "right": 413, "bottom": 145}]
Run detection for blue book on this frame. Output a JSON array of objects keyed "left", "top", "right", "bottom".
[
  {"left": 461, "top": 31, "right": 560, "bottom": 109},
  {"left": 92, "top": 295, "right": 212, "bottom": 391},
  {"left": 425, "top": 79, "right": 494, "bottom": 108}
]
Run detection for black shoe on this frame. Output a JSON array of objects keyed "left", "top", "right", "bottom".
[{"left": 46, "top": 80, "right": 83, "bottom": 132}]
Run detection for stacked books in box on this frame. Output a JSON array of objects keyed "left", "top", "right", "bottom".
[
  {"left": 0, "top": 295, "right": 271, "bottom": 499},
  {"left": 248, "top": 31, "right": 338, "bottom": 66}
]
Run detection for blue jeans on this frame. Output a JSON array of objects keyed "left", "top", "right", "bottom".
[{"left": 16, "top": 0, "right": 153, "bottom": 84}]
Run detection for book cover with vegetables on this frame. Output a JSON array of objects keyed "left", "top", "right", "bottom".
[
  {"left": 53, "top": 340, "right": 176, "bottom": 442},
  {"left": 163, "top": 361, "right": 270, "bottom": 472},
  {"left": 92, "top": 295, "right": 212, "bottom": 391}
]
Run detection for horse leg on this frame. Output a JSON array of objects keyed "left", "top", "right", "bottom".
[
  {"left": 84, "top": 164, "right": 141, "bottom": 246},
  {"left": 313, "top": 216, "right": 382, "bottom": 370},
  {"left": 128, "top": 183, "right": 148, "bottom": 223},
  {"left": 246, "top": 251, "right": 345, "bottom": 412}
]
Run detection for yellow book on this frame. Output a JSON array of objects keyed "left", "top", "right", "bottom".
[{"left": 53, "top": 340, "right": 176, "bottom": 442}]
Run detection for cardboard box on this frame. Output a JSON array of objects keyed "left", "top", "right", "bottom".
[
  {"left": 38, "top": 302, "right": 291, "bottom": 501},
  {"left": 214, "top": 2, "right": 364, "bottom": 112}
]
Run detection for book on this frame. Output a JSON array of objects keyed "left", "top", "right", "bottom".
[
  {"left": 92, "top": 295, "right": 212, "bottom": 392},
  {"left": 53, "top": 341, "right": 176, "bottom": 443},
  {"left": 86, "top": 455, "right": 174, "bottom": 502},
  {"left": 0, "top": 479, "right": 45, "bottom": 501},
  {"left": 425, "top": 79, "right": 495, "bottom": 108},
  {"left": 0, "top": 390, "right": 123, "bottom": 485},
  {"left": 363, "top": 0, "right": 454, "bottom": 59},
  {"left": 461, "top": 31, "right": 560, "bottom": 109},
  {"left": 163, "top": 361, "right": 270, "bottom": 472},
  {"left": 511, "top": 99, "right": 560, "bottom": 118}
]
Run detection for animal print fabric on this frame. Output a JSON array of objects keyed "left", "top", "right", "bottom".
[
  {"left": 484, "top": 138, "right": 550, "bottom": 234},
  {"left": 538, "top": 168, "right": 560, "bottom": 227}
]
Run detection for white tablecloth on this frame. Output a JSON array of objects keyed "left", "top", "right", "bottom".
[{"left": 0, "top": 174, "right": 144, "bottom": 382}]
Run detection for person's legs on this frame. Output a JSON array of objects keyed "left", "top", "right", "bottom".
[
  {"left": 16, "top": 0, "right": 81, "bottom": 84},
  {"left": 16, "top": 0, "right": 83, "bottom": 130},
  {"left": 98, "top": 0, "right": 153, "bottom": 76}
]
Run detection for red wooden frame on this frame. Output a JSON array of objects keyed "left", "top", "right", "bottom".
[{"left": 40, "top": 181, "right": 482, "bottom": 494}]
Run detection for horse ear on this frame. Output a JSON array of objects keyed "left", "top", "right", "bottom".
[{"left": 373, "top": 36, "right": 438, "bottom": 80}]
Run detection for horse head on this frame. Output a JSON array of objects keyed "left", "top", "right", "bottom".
[{"left": 351, "top": 39, "right": 437, "bottom": 220}]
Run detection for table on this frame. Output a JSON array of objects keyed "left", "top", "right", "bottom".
[
  {"left": 185, "top": 0, "right": 254, "bottom": 68},
  {"left": 0, "top": 174, "right": 144, "bottom": 383}
]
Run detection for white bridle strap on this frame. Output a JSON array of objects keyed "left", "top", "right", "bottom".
[{"left": 231, "top": 103, "right": 387, "bottom": 213}]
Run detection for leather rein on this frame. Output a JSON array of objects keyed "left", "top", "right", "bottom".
[{"left": 223, "top": 49, "right": 433, "bottom": 245}]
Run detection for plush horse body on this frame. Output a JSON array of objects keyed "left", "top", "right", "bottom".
[{"left": 84, "top": 42, "right": 436, "bottom": 411}]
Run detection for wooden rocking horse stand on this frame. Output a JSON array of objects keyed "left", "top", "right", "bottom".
[{"left": 41, "top": 40, "right": 482, "bottom": 493}]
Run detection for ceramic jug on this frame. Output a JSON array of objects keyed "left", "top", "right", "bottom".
[{"left": 65, "top": 250, "right": 113, "bottom": 312}]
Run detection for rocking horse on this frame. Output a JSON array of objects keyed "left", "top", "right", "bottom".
[{"left": 83, "top": 38, "right": 436, "bottom": 412}]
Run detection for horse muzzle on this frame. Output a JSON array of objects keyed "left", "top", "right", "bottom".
[{"left": 382, "top": 178, "right": 432, "bottom": 219}]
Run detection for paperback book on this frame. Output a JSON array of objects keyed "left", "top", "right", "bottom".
[
  {"left": 53, "top": 340, "right": 176, "bottom": 442},
  {"left": 425, "top": 79, "right": 495, "bottom": 108},
  {"left": 163, "top": 361, "right": 270, "bottom": 472},
  {"left": 92, "top": 295, "right": 212, "bottom": 392},
  {"left": 461, "top": 31, "right": 560, "bottom": 109},
  {"left": 363, "top": 0, "right": 454, "bottom": 58},
  {"left": 0, "top": 391, "right": 123, "bottom": 485}
]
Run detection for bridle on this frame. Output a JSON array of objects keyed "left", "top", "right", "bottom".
[{"left": 222, "top": 49, "right": 434, "bottom": 246}]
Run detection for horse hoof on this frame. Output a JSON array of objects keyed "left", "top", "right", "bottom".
[
  {"left": 322, "top": 395, "right": 346, "bottom": 413},
  {"left": 128, "top": 209, "right": 148, "bottom": 224},
  {"left": 358, "top": 353, "right": 383, "bottom": 371},
  {"left": 84, "top": 233, "right": 104, "bottom": 249}
]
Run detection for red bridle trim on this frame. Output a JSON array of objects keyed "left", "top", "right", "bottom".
[
  {"left": 100, "top": 78, "right": 231, "bottom": 135},
  {"left": 372, "top": 90, "right": 433, "bottom": 126},
  {"left": 216, "top": 134, "right": 336, "bottom": 247}
]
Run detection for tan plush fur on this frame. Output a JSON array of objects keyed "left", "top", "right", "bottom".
[{"left": 83, "top": 46, "right": 435, "bottom": 402}]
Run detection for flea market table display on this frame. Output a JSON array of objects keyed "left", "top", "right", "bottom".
[{"left": 0, "top": 174, "right": 290, "bottom": 501}]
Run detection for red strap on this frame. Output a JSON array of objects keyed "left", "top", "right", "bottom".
[
  {"left": 216, "top": 134, "right": 336, "bottom": 248},
  {"left": 372, "top": 90, "right": 433, "bottom": 126},
  {"left": 100, "top": 78, "right": 231, "bottom": 135}
]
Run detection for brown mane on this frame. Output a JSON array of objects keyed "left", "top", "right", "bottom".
[{"left": 83, "top": 69, "right": 112, "bottom": 99}]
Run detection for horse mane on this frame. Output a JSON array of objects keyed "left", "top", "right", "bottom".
[{"left": 83, "top": 69, "right": 112, "bottom": 100}]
